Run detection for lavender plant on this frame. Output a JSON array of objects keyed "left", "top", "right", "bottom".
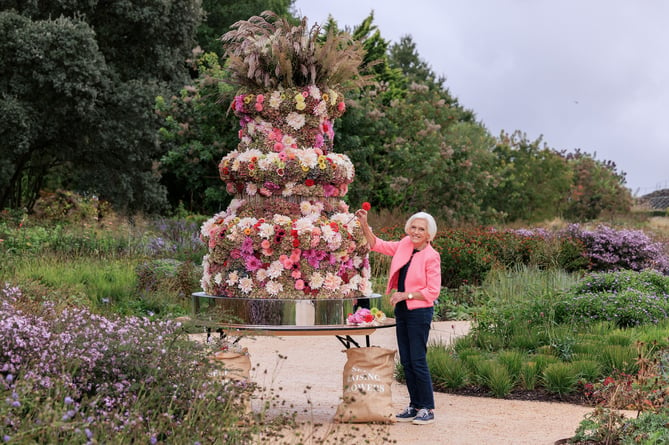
[
  {"left": 0, "top": 283, "right": 261, "bottom": 443},
  {"left": 566, "top": 224, "right": 669, "bottom": 273}
]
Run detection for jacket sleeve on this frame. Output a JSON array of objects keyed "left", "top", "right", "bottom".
[
  {"left": 371, "top": 237, "right": 401, "bottom": 257},
  {"left": 420, "top": 251, "right": 442, "bottom": 303}
]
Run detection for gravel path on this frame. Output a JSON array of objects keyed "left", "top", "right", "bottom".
[{"left": 199, "top": 321, "right": 632, "bottom": 444}]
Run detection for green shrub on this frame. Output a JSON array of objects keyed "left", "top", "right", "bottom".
[
  {"left": 435, "top": 228, "right": 494, "bottom": 288},
  {"left": 557, "top": 270, "right": 669, "bottom": 328},
  {"left": 542, "top": 362, "right": 579, "bottom": 396},
  {"left": 486, "top": 364, "right": 515, "bottom": 398},
  {"left": 519, "top": 362, "right": 539, "bottom": 390},
  {"left": 428, "top": 348, "right": 469, "bottom": 390},
  {"left": 496, "top": 350, "right": 524, "bottom": 382},
  {"left": 571, "top": 360, "right": 602, "bottom": 382},
  {"left": 597, "top": 345, "right": 639, "bottom": 375},
  {"left": 572, "top": 407, "right": 627, "bottom": 445},
  {"left": 622, "top": 411, "right": 669, "bottom": 444}
]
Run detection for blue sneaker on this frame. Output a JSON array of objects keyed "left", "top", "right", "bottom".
[
  {"left": 412, "top": 408, "right": 435, "bottom": 425},
  {"left": 395, "top": 406, "right": 418, "bottom": 422}
]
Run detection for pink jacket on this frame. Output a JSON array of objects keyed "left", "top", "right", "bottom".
[{"left": 372, "top": 236, "right": 441, "bottom": 309}]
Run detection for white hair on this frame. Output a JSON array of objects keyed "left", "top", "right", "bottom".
[{"left": 404, "top": 212, "right": 438, "bottom": 241}]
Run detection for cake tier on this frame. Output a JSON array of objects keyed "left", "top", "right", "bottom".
[
  {"left": 231, "top": 85, "right": 345, "bottom": 154},
  {"left": 200, "top": 197, "right": 372, "bottom": 300},
  {"left": 219, "top": 148, "right": 354, "bottom": 198}
]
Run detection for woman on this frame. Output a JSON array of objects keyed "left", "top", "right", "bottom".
[{"left": 355, "top": 209, "right": 441, "bottom": 425}]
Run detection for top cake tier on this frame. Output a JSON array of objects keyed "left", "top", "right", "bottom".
[{"left": 231, "top": 86, "right": 346, "bottom": 154}]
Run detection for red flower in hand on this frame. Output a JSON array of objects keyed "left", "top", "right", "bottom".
[{"left": 362, "top": 202, "right": 371, "bottom": 211}]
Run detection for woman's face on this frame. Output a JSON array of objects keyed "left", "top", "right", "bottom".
[{"left": 407, "top": 218, "right": 429, "bottom": 250}]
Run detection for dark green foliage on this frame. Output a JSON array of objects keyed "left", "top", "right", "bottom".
[
  {"left": 564, "top": 150, "right": 633, "bottom": 221},
  {"left": 0, "top": 1, "right": 203, "bottom": 213},
  {"left": 484, "top": 131, "right": 572, "bottom": 223},
  {"left": 556, "top": 270, "right": 669, "bottom": 328},
  {"left": 155, "top": 53, "right": 239, "bottom": 214},
  {"left": 196, "top": 0, "right": 295, "bottom": 55}
]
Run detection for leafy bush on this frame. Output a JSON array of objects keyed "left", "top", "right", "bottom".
[
  {"left": 434, "top": 228, "right": 494, "bottom": 288},
  {"left": 144, "top": 217, "right": 206, "bottom": 262},
  {"left": 556, "top": 270, "right": 669, "bottom": 328}
]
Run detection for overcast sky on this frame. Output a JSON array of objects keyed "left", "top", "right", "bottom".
[{"left": 292, "top": 0, "right": 669, "bottom": 196}]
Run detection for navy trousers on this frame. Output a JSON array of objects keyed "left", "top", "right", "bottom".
[{"left": 394, "top": 302, "right": 434, "bottom": 410}]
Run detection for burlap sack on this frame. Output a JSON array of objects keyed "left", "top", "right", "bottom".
[
  {"left": 211, "top": 350, "right": 251, "bottom": 382},
  {"left": 334, "top": 346, "right": 397, "bottom": 423}
]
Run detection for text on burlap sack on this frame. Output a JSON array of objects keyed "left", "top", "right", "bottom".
[{"left": 345, "top": 366, "right": 387, "bottom": 393}]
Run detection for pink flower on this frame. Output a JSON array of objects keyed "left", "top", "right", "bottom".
[
  {"left": 291, "top": 270, "right": 302, "bottom": 279},
  {"left": 261, "top": 239, "right": 271, "bottom": 249},
  {"left": 295, "top": 279, "right": 305, "bottom": 290},
  {"left": 337, "top": 102, "right": 346, "bottom": 112},
  {"left": 273, "top": 142, "right": 284, "bottom": 152},
  {"left": 279, "top": 255, "right": 294, "bottom": 269},
  {"left": 323, "top": 184, "right": 337, "bottom": 197}
]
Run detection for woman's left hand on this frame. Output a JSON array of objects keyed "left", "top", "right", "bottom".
[{"left": 389, "top": 291, "right": 410, "bottom": 306}]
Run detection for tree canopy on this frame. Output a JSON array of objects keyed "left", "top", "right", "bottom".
[
  {"left": 0, "top": 2, "right": 633, "bottom": 222},
  {"left": 0, "top": 0, "right": 203, "bottom": 213}
]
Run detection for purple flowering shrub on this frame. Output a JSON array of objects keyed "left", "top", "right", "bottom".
[
  {"left": 0, "top": 283, "right": 258, "bottom": 443},
  {"left": 566, "top": 224, "right": 669, "bottom": 274},
  {"left": 145, "top": 218, "right": 206, "bottom": 262},
  {"left": 555, "top": 270, "right": 669, "bottom": 328}
]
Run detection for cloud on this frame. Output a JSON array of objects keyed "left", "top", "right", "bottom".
[{"left": 293, "top": 0, "right": 669, "bottom": 194}]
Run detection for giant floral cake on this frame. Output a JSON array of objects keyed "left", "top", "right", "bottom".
[{"left": 199, "top": 12, "right": 373, "bottom": 300}]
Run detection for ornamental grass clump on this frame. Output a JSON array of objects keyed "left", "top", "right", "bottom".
[
  {"left": 519, "top": 362, "right": 539, "bottom": 390},
  {"left": 542, "top": 362, "right": 579, "bottom": 397},
  {"left": 221, "top": 11, "right": 368, "bottom": 91},
  {"left": 0, "top": 283, "right": 261, "bottom": 443},
  {"left": 427, "top": 345, "right": 469, "bottom": 390}
]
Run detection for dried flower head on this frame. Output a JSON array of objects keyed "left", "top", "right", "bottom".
[{"left": 221, "top": 11, "right": 368, "bottom": 91}]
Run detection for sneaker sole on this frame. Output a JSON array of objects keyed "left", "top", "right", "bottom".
[
  {"left": 412, "top": 418, "right": 435, "bottom": 425},
  {"left": 396, "top": 417, "right": 417, "bottom": 423}
]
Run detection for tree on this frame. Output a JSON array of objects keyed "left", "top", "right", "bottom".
[
  {"left": 0, "top": 1, "right": 203, "bottom": 213},
  {"left": 155, "top": 51, "right": 238, "bottom": 214},
  {"left": 484, "top": 131, "right": 573, "bottom": 222},
  {"left": 564, "top": 151, "right": 633, "bottom": 220},
  {"left": 0, "top": 12, "right": 107, "bottom": 210},
  {"left": 197, "top": 0, "right": 295, "bottom": 55},
  {"left": 389, "top": 35, "right": 444, "bottom": 90}
]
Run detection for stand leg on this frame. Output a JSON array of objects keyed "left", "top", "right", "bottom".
[{"left": 336, "top": 335, "right": 361, "bottom": 349}]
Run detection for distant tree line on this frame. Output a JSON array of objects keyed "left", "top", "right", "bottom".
[{"left": 0, "top": 0, "right": 632, "bottom": 223}]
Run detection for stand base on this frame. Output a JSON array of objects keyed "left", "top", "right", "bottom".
[{"left": 191, "top": 292, "right": 382, "bottom": 327}]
